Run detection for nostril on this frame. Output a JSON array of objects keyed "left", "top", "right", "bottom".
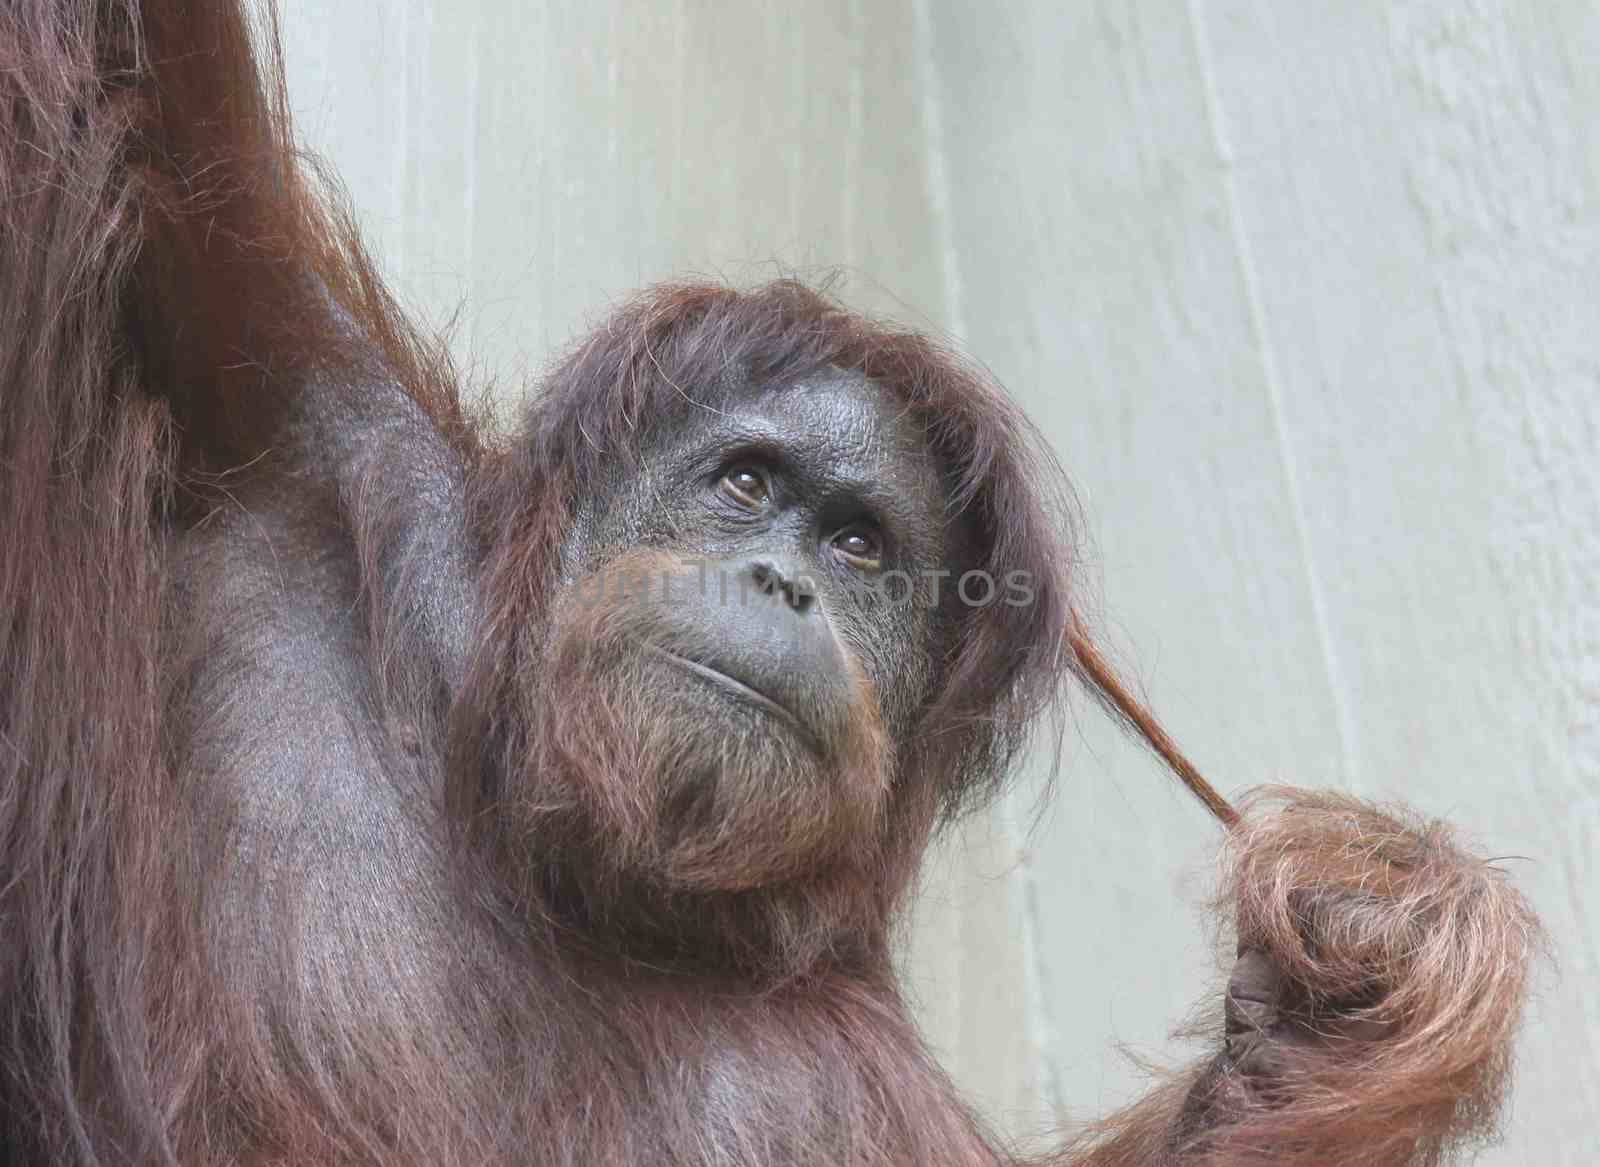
[
  {"left": 747, "top": 561, "right": 815, "bottom": 614},
  {"left": 786, "top": 579, "right": 816, "bottom": 614}
]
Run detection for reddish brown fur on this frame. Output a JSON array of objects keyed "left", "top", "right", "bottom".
[
  {"left": 1064, "top": 790, "right": 1540, "bottom": 1167},
  {"left": 0, "top": 2, "right": 1538, "bottom": 1165},
  {"left": 1208, "top": 789, "right": 1538, "bottom": 1165},
  {"left": 506, "top": 548, "right": 895, "bottom": 967}
]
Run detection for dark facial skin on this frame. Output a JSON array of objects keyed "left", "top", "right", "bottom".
[{"left": 566, "top": 370, "right": 953, "bottom": 755}]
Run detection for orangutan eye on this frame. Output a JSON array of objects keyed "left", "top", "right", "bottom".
[
  {"left": 831, "top": 525, "right": 882, "bottom": 571},
  {"left": 719, "top": 466, "right": 771, "bottom": 510}
]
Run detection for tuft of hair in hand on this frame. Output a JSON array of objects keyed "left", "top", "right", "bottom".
[
  {"left": 1205, "top": 787, "right": 1542, "bottom": 1167},
  {"left": 1066, "top": 787, "right": 1540, "bottom": 1167}
]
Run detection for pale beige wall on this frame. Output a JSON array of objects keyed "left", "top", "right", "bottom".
[{"left": 280, "top": 2, "right": 1599, "bottom": 1161}]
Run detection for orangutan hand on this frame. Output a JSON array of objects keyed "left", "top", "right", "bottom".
[{"left": 1180, "top": 790, "right": 1539, "bottom": 1166}]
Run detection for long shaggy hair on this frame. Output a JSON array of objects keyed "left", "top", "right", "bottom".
[
  {"left": 0, "top": 2, "right": 1065, "bottom": 1159},
  {"left": 506, "top": 547, "right": 895, "bottom": 969}
]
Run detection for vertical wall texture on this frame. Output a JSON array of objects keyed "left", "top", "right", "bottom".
[{"left": 279, "top": 2, "right": 1597, "bottom": 1161}]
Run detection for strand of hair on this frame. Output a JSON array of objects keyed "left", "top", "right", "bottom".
[{"left": 1065, "top": 616, "right": 1241, "bottom": 829}]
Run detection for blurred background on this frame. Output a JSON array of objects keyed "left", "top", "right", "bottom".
[{"left": 278, "top": 2, "right": 1597, "bottom": 1161}]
